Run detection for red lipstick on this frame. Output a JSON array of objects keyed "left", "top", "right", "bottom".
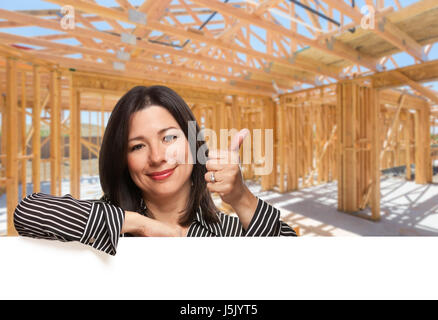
[{"left": 147, "top": 168, "right": 175, "bottom": 181}]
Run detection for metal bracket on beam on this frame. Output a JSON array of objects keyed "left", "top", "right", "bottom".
[
  {"left": 264, "top": 62, "right": 273, "bottom": 73},
  {"left": 378, "top": 17, "right": 386, "bottom": 32},
  {"left": 121, "top": 33, "right": 137, "bottom": 46},
  {"left": 113, "top": 61, "right": 126, "bottom": 71},
  {"left": 272, "top": 80, "right": 284, "bottom": 95},
  {"left": 244, "top": 72, "right": 252, "bottom": 80},
  {"left": 326, "top": 37, "right": 335, "bottom": 51},
  {"left": 315, "top": 76, "right": 323, "bottom": 86},
  {"left": 116, "top": 50, "right": 131, "bottom": 61},
  {"left": 128, "top": 9, "right": 147, "bottom": 25},
  {"left": 288, "top": 53, "right": 297, "bottom": 64}
]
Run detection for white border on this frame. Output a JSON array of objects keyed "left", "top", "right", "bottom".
[{"left": 0, "top": 237, "right": 437, "bottom": 300}]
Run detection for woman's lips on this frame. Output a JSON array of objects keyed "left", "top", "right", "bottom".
[{"left": 147, "top": 168, "right": 176, "bottom": 181}]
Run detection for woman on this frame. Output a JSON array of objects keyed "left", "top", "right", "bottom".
[{"left": 13, "top": 86, "right": 296, "bottom": 256}]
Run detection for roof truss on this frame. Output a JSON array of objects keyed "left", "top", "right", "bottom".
[{"left": 0, "top": 0, "right": 437, "bottom": 99}]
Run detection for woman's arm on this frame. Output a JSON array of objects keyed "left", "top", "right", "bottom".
[
  {"left": 226, "top": 185, "right": 258, "bottom": 231},
  {"left": 240, "top": 197, "right": 297, "bottom": 237},
  {"left": 205, "top": 129, "right": 296, "bottom": 236},
  {"left": 14, "top": 193, "right": 186, "bottom": 255},
  {"left": 122, "top": 211, "right": 185, "bottom": 237},
  {"left": 218, "top": 196, "right": 297, "bottom": 237},
  {"left": 14, "top": 193, "right": 124, "bottom": 255}
]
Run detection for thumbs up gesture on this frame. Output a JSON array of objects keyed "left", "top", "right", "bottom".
[{"left": 205, "top": 129, "right": 251, "bottom": 207}]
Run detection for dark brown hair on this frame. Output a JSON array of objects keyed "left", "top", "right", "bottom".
[{"left": 99, "top": 85, "right": 219, "bottom": 226}]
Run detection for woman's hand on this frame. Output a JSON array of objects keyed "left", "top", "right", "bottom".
[
  {"left": 122, "top": 211, "right": 186, "bottom": 237},
  {"left": 205, "top": 129, "right": 258, "bottom": 230}
]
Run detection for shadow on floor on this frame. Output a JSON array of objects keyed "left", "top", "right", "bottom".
[{"left": 250, "top": 173, "right": 438, "bottom": 237}]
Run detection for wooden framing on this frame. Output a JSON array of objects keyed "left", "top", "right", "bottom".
[
  {"left": 6, "top": 57, "right": 19, "bottom": 236},
  {"left": 275, "top": 81, "right": 431, "bottom": 221},
  {"left": 32, "top": 65, "right": 41, "bottom": 193},
  {"left": 414, "top": 106, "right": 433, "bottom": 184},
  {"left": 0, "top": 1, "right": 438, "bottom": 235},
  {"left": 336, "top": 81, "right": 380, "bottom": 220},
  {"left": 280, "top": 85, "right": 337, "bottom": 192},
  {"left": 69, "top": 75, "right": 81, "bottom": 199},
  {"left": 49, "top": 69, "right": 61, "bottom": 196}
]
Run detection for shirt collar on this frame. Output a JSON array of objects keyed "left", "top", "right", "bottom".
[{"left": 194, "top": 206, "right": 223, "bottom": 237}]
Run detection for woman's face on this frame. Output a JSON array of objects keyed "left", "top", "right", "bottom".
[{"left": 126, "top": 106, "right": 193, "bottom": 201}]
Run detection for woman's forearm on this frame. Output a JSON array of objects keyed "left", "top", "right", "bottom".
[
  {"left": 14, "top": 193, "right": 125, "bottom": 255},
  {"left": 121, "top": 211, "right": 185, "bottom": 237},
  {"left": 230, "top": 187, "right": 259, "bottom": 231},
  {"left": 121, "top": 210, "right": 144, "bottom": 235}
]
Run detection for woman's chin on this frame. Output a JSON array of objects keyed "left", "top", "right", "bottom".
[{"left": 147, "top": 184, "right": 181, "bottom": 198}]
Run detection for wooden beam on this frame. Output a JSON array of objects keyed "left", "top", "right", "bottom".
[
  {"left": 43, "top": 0, "right": 341, "bottom": 79},
  {"left": 69, "top": 75, "right": 80, "bottom": 198},
  {"left": 405, "top": 111, "right": 413, "bottom": 180},
  {"left": 391, "top": 70, "right": 438, "bottom": 105},
  {"left": 414, "top": 105, "right": 433, "bottom": 184},
  {"left": 370, "top": 86, "right": 381, "bottom": 221},
  {"left": 325, "top": 0, "right": 426, "bottom": 63},
  {"left": 278, "top": 96, "right": 286, "bottom": 193},
  {"left": 380, "top": 94, "right": 407, "bottom": 161},
  {"left": 190, "top": 0, "right": 378, "bottom": 71},
  {"left": 114, "top": 0, "right": 136, "bottom": 12},
  {"left": 32, "top": 66, "right": 41, "bottom": 194},
  {"left": 6, "top": 57, "right": 19, "bottom": 236},
  {"left": 379, "top": 89, "right": 428, "bottom": 110},
  {"left": 337, "top": 81, "right": 357, "bottom": 213},
  {"left": 0, "top": 40, "right": 275, "bottom": 97},
  {"left": 374, "top": 16, "right": 426, "bottom": 62},
  {"left": 20, "top": 71, "right": 27, "bottom": 199},
  {"left": 0, "top": 8, "right": 297, "bottom": 88},
  {"left": 363, "top": 59, "right": 438, "bottom": 101},
  {"left": 0, "top": 32, "right": 282, "bottom": 91},
  {"left": 49, "top": 69, "right": 61, "bottom": 196},
  {"left": 337, "top": 81, "right": 381, "bottom": 220}
]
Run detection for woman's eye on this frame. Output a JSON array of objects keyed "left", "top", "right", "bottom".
[
  {"left": 130, "top": 144, "right": 144, "bottom": 151},
  {"left": 163, "top": 135, "right": 177, "bottom": 143}
]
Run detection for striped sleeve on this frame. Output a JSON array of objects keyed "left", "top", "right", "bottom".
[
  {"left": 244, "top": 197, "right": 297, "bottom": 237},
  {"left": 217, "top": 213, "right": 244, "bottom": 237},
  {"left": 13, "top": 193, "right": 125, "bottom": 255}
]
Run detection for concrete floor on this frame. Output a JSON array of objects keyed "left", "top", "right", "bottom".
[
  {"left": 248, "top": 175, "right": 438, "bottom": 236},
  {"left": 2, "top": 166, "right": 438, "bottom": 237}
]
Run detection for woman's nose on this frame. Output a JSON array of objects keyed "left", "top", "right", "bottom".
[{"left": 148, "top": 143, "right": 166, "bottom": 165}]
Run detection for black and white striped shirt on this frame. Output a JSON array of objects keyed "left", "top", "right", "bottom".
[{"left": 14, "top": 193, "right": 297, "bottom": 256}]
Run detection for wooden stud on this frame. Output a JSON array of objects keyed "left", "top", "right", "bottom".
[
  {"left": 69, "top": 75, "right": 81, "bottom": 198},
  {"left": 6, "top": 57, "right": 19, "bottom": 236},
  {"left": 278, "top": 96, "right": 285, "bottom": 192},
  {"left": 370, "top": 86, "right": 381, "bottom": 221},
  {"left": 20, "top": 71, "right": 27, "bottom": 199},
  {"left": 32, "top": 65, "right": 41, "bottom": 193},
  {"left": 49, "top": 69, "right": 61, "bottom": 195},
  {"left": 336, "top": 81, "right": 381, "bottom": 219}
]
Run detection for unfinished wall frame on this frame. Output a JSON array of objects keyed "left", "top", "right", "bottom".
[
  {"left": 279, "top": 85, "right": 337, "bottom": 192},
  {"left": 276, "top": 81, "right": 435, "bottom": 221},
  {"left": 336, "top": 81, "right": 381, "bottom": 221}
]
